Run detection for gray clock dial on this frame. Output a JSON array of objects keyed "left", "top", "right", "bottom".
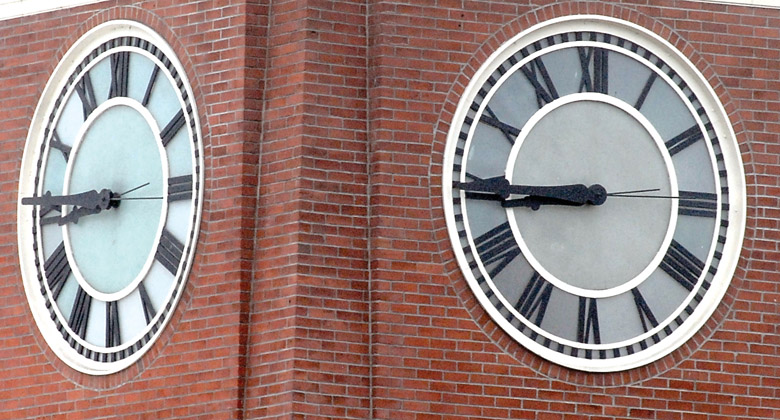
[{"left": 443, "top": 17, "right": 745, "bottom": 372}]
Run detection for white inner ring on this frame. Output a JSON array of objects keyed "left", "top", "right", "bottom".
[
  {"left": 505, "top": 93, "right": 679, "bottom": 299},
  {"left": 62, "top": 97, "right": 169, "bottom": 302}
]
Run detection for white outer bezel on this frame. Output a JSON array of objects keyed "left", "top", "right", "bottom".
[
  {"left": 442, "top": 15, "right": 746, "bottom": 372},
  {"left": 18, "top": 20, "right": 204, "bottom": 376}
]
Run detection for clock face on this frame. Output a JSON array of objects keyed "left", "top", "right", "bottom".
[
  {"left": 17, "top": 21, "right": 203, "bottom": 375},
  {"left": 442, "top": 16, "right": 745, "bottom": 372}
]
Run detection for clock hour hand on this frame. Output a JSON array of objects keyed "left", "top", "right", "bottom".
[
  {"left": 515, "top": 183, "right": 607, "bottom": 206},
  {"left": 454, "top": 177, "right": 607, "bottom": 206}
]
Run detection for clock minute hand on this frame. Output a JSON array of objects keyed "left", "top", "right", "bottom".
[
  {"left": 501, "top": 184, "right": 608, "bottom": 209},
  {"left": 454, "top": 177, "right": 607, "bottom": 206},
  {"left": 508, "top": 183, "right": 607, "bottom": 206}
]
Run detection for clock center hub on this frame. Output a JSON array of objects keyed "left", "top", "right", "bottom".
[
  {"left": 64, "top": 100, "right": 166, "bottom": 298},
  {"left": 506, "top": 94, "right": 677, "bottom": 298}
]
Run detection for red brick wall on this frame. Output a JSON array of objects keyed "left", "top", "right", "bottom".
[
  {"left": 246, "top": 0, "right": 371, "bottom": 418},
  {"left": 0, "top": 1, "right": 256, "bottom": 418},
  {"left": 0, "top": 0, "right": 777, "bottom": 419},
  {"left": 370, "top": 1, "right": 772, "bottom": 419}
]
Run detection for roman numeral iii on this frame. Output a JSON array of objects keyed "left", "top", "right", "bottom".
[{"left": 168, "top": 175, "right": 193, "bottom": 202}]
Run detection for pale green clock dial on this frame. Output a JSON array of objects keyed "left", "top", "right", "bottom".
[{"left": 18, "top": 21, "right": 203, "bottom": 375}]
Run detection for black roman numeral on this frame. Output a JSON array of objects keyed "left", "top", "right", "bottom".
[
  {"left": 44, "top": 242, "right": 71, "bottom": 301},
  {"left": 634, "top": 72, "right": 658, "bottom": 110},
  {"left": 155, "top": 228, "right": 185, "bottom": 275},
  {"left": 138, "top": 282, "right": 157, "bottom": 324},
  {"left": 665, "top": 125, "right": 704, "bottom": 156},
  {"left": 109, "top": 51, "right": 130, "bottom": 99},
  {"left": 678, "top": 191, "right": 718, "bottom": 218},
  {"left": 479, "top": 106, "right": 520, "bottom": 145},
  {"left": 471, "top": 221, "right": 521, "bottom": 278},
  {"left": 631, "top": 288, "right": 659, "bottom": 333},
  {"left": 49, "top": 131, "right": 71, "bottom": 162},
  {"left": 515, "top": 272, "right": 553, "bottom": 326},
  {"left": 577, "top": 297, "right": 600, "bottom": 344},
  {"left": 69, "top": 286, "right": 92, "bottom": 339},
  {"left": 105, "top": 301, "right": 121, "bottom": 347},
  {"left": 160, "top": 109, "right": 186, "bottom": 147},
  {"left": 168, "top": 175, "right": 193, "bottom": 202},
  {"left": 521, "top": 57, "right": 559, "bottom": 108},
  {"left": 659, "top": 239, "right": 705, "bottom": 291},
  {"left": 75, "top": 72, "right": 98, "bottom": 119},
  {"left": 142, "top": 65, "right": 160, "bottom": 107},
  {"left": 578, "top": 46, "right": 609, "bottom": 94}
]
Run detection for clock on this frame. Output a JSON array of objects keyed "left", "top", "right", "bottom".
[
  {"left": 442, "top": 16, "right": 746, "bottom": 372},
  {"left": 17, "top": 21, "right": 203, "bottom": 375}
]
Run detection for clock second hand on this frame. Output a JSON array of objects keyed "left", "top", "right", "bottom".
[
  {"left": 118, "top": 182, "right": 151, "bottom": 197},
  {"left": 111, "top": 182, "right": 163, "bottom": 201},
  {"left": 607, "top": 188, "right": 682, "bottom": 199}
]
